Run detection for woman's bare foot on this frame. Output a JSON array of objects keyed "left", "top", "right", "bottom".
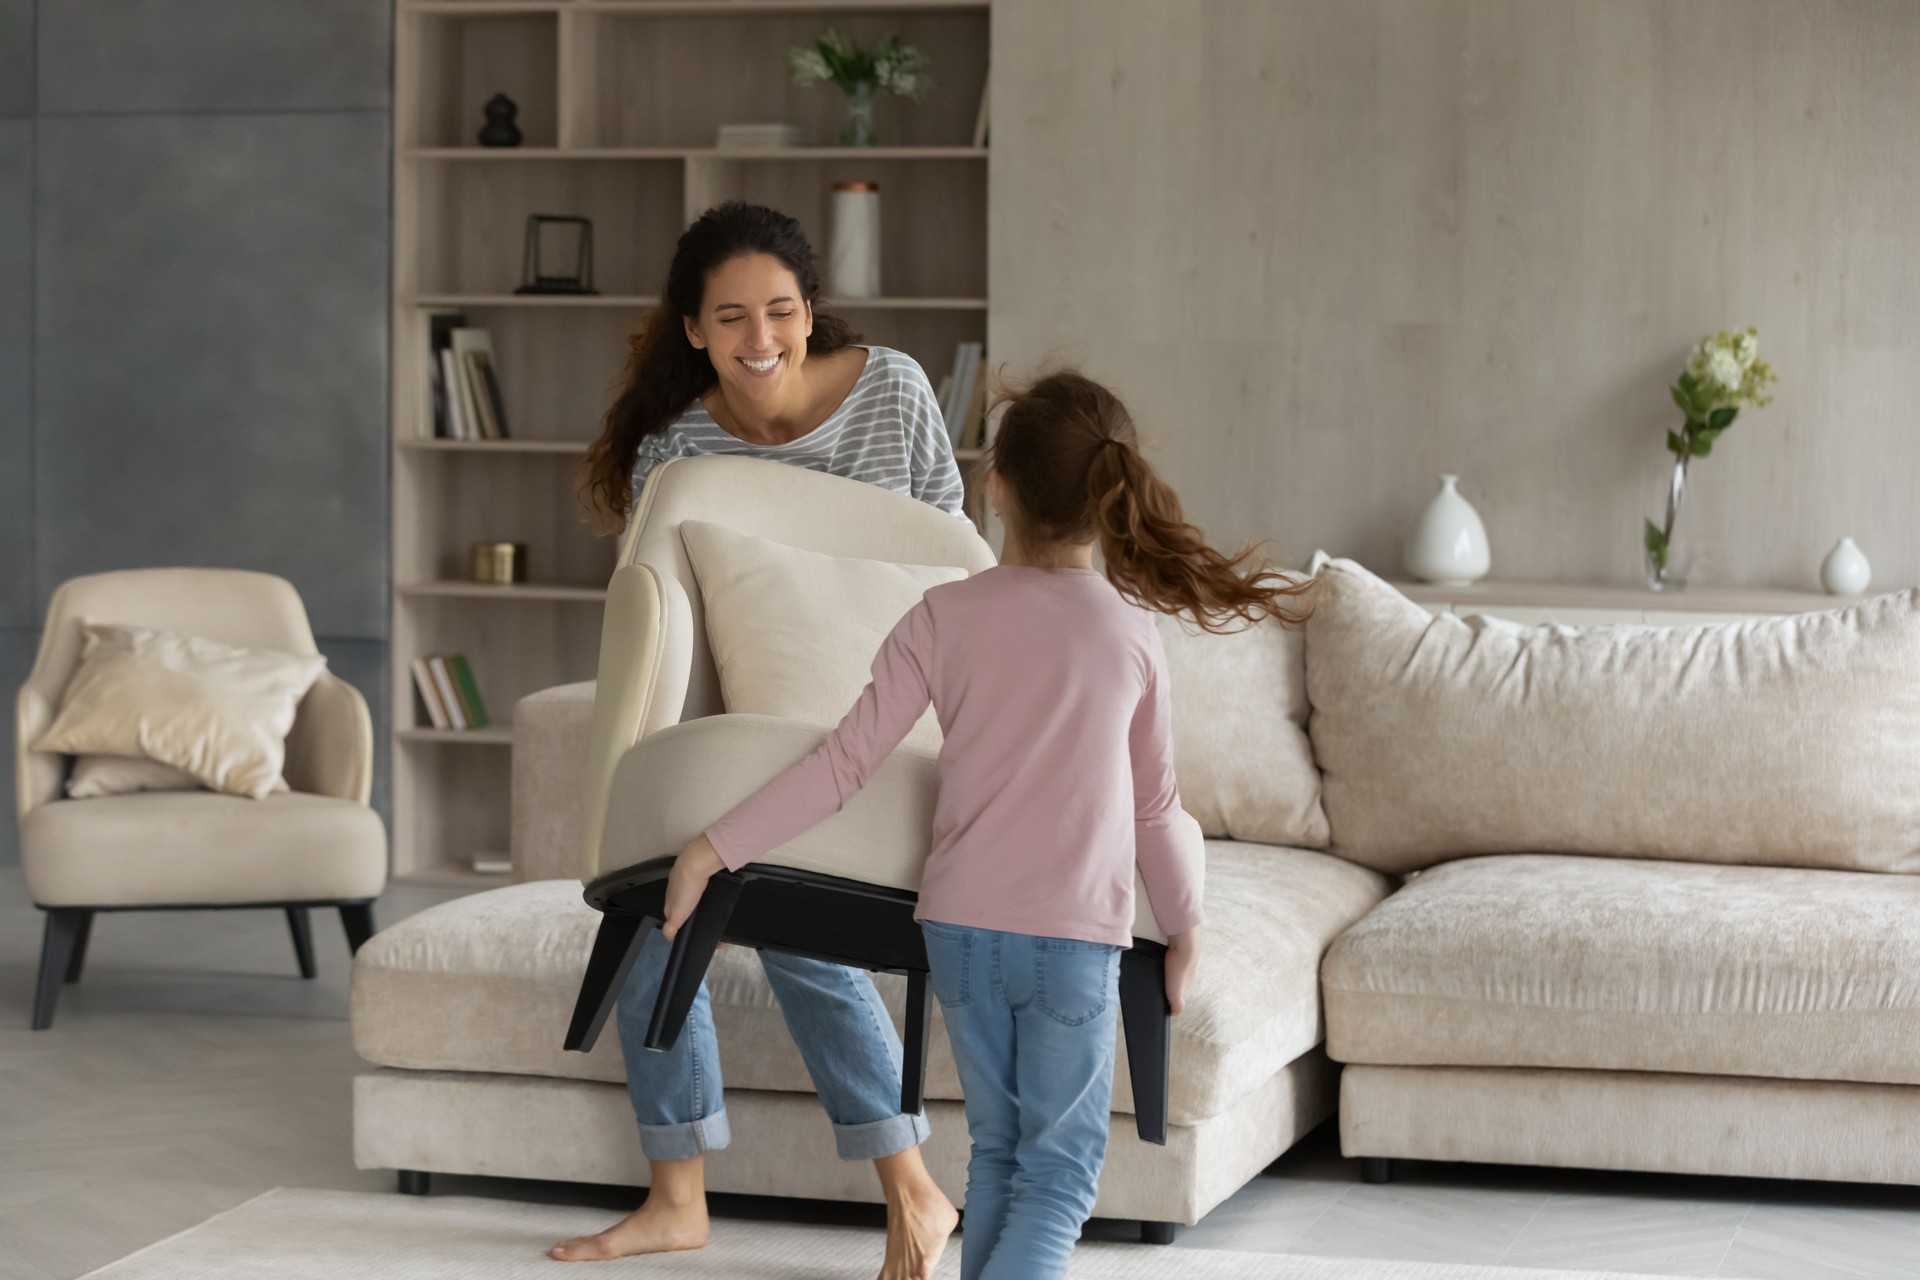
[
  {"left": 875, "top": 1149, "right": 959, "bottom": 1280},
  {"left": 550, "top": 1159, "right": 710, "bottom": 1262}
]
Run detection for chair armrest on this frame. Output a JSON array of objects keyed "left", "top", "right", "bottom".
[
  {"left": 283, "top": 671, "right": 373, "bottom": 804},
  {"left": 510, "top": 680, "right": 598, "bottom": 882},
  {"left": 15, "top": 685, "right": 65, "bottom": 819},
  {"left": 580, "top": 562, "right": 694, "bottom": 882}
]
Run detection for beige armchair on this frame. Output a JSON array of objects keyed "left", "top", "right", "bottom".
[{"left": 16, "top": 568, "right": 388, "bottom": 1029}]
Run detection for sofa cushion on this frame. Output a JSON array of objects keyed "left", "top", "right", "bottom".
[
  {"left": 1303, "top": 556, "right": 1920, "bottom": 875},
  {"left": 352, "top": 843, "right": 1390, "bottom": 1126},
  {"left": 680, "top": 519, "right": 966, "bottom": 754},
  {"left": 1323, "top": 854, "right": 1920, "bottom": 1085},
  {"left": 1154, "top": 611, "right": 1327, "bottom": 849},
  {"left": 22, "top": 789, "right": 387, "bottom": 907}
]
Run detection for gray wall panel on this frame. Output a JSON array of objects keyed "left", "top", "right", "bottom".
[
  {"left": 0, "top": 122, "right": 29, "bottom": 627},
  {"left": 33, "top": 112, "right": 389, "bottom": 639},
  {"left": 37, "top": 0, "right": 389, "bottom": 114},
  {"left": 0, "top": 0, "right": 29, "bottom": 119},
  {"left": 0, "top": 626, "right": 37, "bottom": 867}
]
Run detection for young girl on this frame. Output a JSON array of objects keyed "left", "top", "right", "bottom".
[{"left": 659, "top": 370, "right": 1314, "bottom": 1280}]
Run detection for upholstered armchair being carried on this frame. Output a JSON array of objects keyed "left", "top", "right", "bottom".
[
  {"left": 16, "top": 569, "right": 389, "bottom": 1029},
  {"left": 561, "top": 455, "right": 1204, "bottom": 1154}
]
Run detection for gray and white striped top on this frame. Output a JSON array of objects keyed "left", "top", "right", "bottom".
[{"left": 632, "top": 345, "right": 968, "bottom": 518}]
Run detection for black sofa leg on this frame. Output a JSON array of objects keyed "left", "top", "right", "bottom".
[
  {"left": 1118, "top": 945, "right": 1171, "bottom": 1145},
  {"left": 1141, "top": 1220, "right": 1177, "bottom": 1245},
  {"left": 1362, "top": 1157, "right": 1393, "bottom": 1184},
  {"left": 565, "top": 910, "right": 652, "bottom": 1053},
  {"left": 397, "top": 1170, "right": 431, "bottom": 1196},
  {"left": 286, "top": 906, "right": 317, "bottom": 979},
  {"left": 32, "top": 909, "right": 87, "bottom": 1030},
  {"left": 64, "top": 910, "right": 94, "bottom": 984},
  {"left": 645, "top": 873, "right": 745, "bottom": 1053},
  {"left": 340, "top": 902, "right": 376, "bottom": 955}
]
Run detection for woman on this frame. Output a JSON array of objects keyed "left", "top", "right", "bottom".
[{"left": 558, "top": 203, "right": 966, "bottom": 1279}]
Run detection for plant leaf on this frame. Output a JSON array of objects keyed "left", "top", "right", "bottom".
[
  {"left": 1691, "top": 435, "right": 1713, "bottom": 458},
  {"left": 1666, "top": 429, "right": 1685, "bottom": 456},
  {"left": 1644, "top": 520, "right": 1668, "bottom": 567},
  {"left": 1708, "top": 406, "right": 1737, "bottom": 430}
]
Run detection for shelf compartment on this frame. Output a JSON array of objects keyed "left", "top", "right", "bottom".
[
  {"left": 405, "top": 10, "right": 560, "bottom": 149},
  {"left": 579, "top": 10, "right": 987, "bottom": 149},
  {"left": 410, "top": 159, "right": 683, "bottom": 296},
  {"left": 391, "top": 737, "right": 515, "bottom": 882}
]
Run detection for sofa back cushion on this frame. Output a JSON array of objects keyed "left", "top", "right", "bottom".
[
  {"left": 1155, "top": 612, "right": 1328, "bottom": 848},
  {"left": 680, "top": 519, "right": 967, "bottom": 754},
  {"left": 1304, "top": 556, "right": 1920, "bottom": 875}
]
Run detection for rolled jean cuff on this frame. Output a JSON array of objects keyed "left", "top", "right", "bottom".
[
  {"left": 637, "top": 1105, "right": 732, "bottom": 1162},
  {"left": 833, "top": 1110, "right": 932, "bottom": 1162}
]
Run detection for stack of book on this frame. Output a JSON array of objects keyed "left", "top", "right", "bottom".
[
  {"left": 412, "top": 654, "right": 491, "bottom": 730},
  {"left": 935, "top": 341, "right": 988, "bottom": 450},
  {"left": 717, "top": 123, "right": 802, "bottom": 150},
  {"left": 429, "top": 314, "right": 512, "bottom": 440}
]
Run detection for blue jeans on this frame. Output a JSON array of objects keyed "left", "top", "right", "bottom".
[
  {"left": 921, "top": 920, "right": 1122, "bottom": 1280},
  {"left": 615, "top": 926, "right": 931, "bottom": 1163}
]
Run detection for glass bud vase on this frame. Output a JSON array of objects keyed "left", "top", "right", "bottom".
[
  {"left": 1646, "top": 457, "right": 1690, "bottom": 591},
  {"left": 840, "top": 81, "right": 876, "bottom": 147}
]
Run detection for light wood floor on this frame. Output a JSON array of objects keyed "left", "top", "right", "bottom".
[{"left": 2, "top": 865, "right": 1916, "bottom": 1280}]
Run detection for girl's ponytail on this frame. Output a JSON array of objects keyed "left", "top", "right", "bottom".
[{"left": 992, "top": 371, "right": 1314, "bottom": 634}]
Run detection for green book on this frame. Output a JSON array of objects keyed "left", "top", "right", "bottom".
[{"left": 447, "top": 655, "right": 490, "bottom": 729}]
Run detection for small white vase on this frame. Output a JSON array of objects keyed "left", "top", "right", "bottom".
[
  {"left": 1820, "top": 537, "right": 1871, "bottom": 595},
  {"left": 827, "top": 182, "right": 882, "bottom": 299},
  {"left": 1404, "top": 474, "right": 1491, "bottom": 585}
]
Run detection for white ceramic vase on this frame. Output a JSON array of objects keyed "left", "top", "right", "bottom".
[
  {"left": 1404, "top": 474, "right": 1491, "bottom": 585},
  {"left": 1820, "top": 537, "right": 1871, "bottom": 595},
  {"left": 827, "top": 182, "right": 881, "bottom": 299}
]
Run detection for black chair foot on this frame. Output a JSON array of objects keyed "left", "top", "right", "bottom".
[
  {"left": 397, "top": 1170, "right": 431, "bottom": 1195},
  {"left": 64, "top": 911, "right": 94, "bottom": 984},
  {"left": 286, "top": 907, "right": 317, "bottom": 979},
  {"left": 645, "top": 873, "right": 745, "bottom": 1052},
  {"left": 564, "top": 910, "right": 652, "bottom": 1053},
  {"left": 900, "top": 969, "right": 932, "bottom": 1115},
  {"left": 1361, "top": 1156, "right": 1393, "bottom": 1184},
  {"left": 340, "top": 902, "right": 376, "bottom": 955},
  {"left": 1118, "top": 944, "right": 1171, "bottom": 1145},
  {"left": 1141, "top": 1220, "right": 1177, "bottom": 1245},
  {"left": 32, "top": 909, "right": 88, "bottom": 1030}
]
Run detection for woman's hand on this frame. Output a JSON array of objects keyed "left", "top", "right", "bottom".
[
  {"left": 661, "top": 834, "right": 726, "bottom": 941},
  {"left": 1164, "top": 927, "right": 1202, "bottom": 1016}
]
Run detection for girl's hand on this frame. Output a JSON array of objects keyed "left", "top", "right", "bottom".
[
  {"left": 661, "top": 834, "right": 725, "bottom": 941},
  {"left": 1164, "top": 927, "right": 1202, "bottom": 1016}
]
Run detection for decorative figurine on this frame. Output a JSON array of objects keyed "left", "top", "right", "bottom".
[{"left": 478, "top": 93, "right": 523, "bottom": 148}]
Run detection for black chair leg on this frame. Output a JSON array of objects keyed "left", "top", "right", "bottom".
[
  {"left": 1141, "top": 1221, "right": 1177, "bottom": 1245},
  {"left": 565, "top": 910, "right": 653, "bottom": 1053},
  {"left": 397, "top": 1170, "right": 430, "bottom": 1195},
  {"left": 1118, "top": 945, "right": 1171, "bottom": 1145},
  {"left": 1362, "top": 1157, "right": 1393, "bottom": 1184},
  {"left": 286, "top": 906, "right": 317, "bottom": 979},
  {"left": 339, "top": 902, "right": 376, "bottom": 955},
  {"left": 64, "top": 910, "right": 94, "bottom": 984},
  {"left": 901, "top": 969, "right": 932, "bottom": 1115},
  {"left": 32, "top": 910, "right": 86, "bottom": 1030},
  {"left": 645, "top": 872, "right": 744, "bottom": 1052}
]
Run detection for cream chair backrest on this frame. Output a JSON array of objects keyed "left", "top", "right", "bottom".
[
  {"left": 15, "top": 568, "right": 320, "bottom": 819},
  {"left": 581, "top": 455, "right": 997, "bottom": 881}
]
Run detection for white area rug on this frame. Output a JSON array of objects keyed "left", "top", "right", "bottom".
[{"left": 82, "top": 1188, "right": 1734, "bottom": 1279}]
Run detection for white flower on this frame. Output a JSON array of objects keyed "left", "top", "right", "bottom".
[
  {"left": 1735, "top": 329, "right": 1758, "bottom": 368},
  {"left": 1706, "top": 347, "right": 1743, "bottom": 391}
]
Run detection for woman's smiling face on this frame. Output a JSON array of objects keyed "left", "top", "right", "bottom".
[{"left": 684, "top": 252, "right": 813, "bottom": 402}]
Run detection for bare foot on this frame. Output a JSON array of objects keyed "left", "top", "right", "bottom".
[
  {"left": 878, "top": 1183, "right": 959, "bottom": 1280},
  {"left": 548, "top": 1194, "right": 709, "bottom": 1262}
]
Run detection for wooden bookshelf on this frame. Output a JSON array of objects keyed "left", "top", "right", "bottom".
[{"left": 391, "top": 0, "right": 992, "bottom": 881}]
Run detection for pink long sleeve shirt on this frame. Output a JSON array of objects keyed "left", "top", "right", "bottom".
[{"left": 702, "top": 564, "right": 1203, "bottom": 948}]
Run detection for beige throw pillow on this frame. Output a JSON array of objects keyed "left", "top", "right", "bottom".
[
  {"left": 65, "top": 754, "right": 290, "bottom": 799},
  {"left": 1154, "top": 610, "right": 1329, "bottom": 848},
  {"left": 680, "top": 520, "right": 969, "bottom": 754},
  {"left": 35, "top": 623, "right": 327, "bottom": 800},
  {"left": 1303, "top": 556, "right": 1920, "bottom": 875}
]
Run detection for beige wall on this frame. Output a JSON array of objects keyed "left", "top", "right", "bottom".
[{"left": 989, "top": 1, "right": 1920, "bottom": 590}]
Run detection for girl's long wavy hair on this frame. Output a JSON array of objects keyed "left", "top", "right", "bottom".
[
  {"left": 986, "top": 371, "right": 1316, "bottom": 633},
  {"left": 579, "top": 202, "right": 860, "bottom": 534}
]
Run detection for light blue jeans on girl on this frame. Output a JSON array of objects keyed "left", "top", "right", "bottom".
[
  {"left": 616, "top": 926, "right": 931, "bottom": 1162},
  {"left": 920, "top": 919, "right": 1124, "bottom": 1280}
]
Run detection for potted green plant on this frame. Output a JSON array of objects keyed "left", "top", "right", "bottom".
[
  {"left": 1644, "top": 328, "right": 1778, "bottom": 590},
  {"left": 789, "top": 29, "right": 933, "bottom": 147}
]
